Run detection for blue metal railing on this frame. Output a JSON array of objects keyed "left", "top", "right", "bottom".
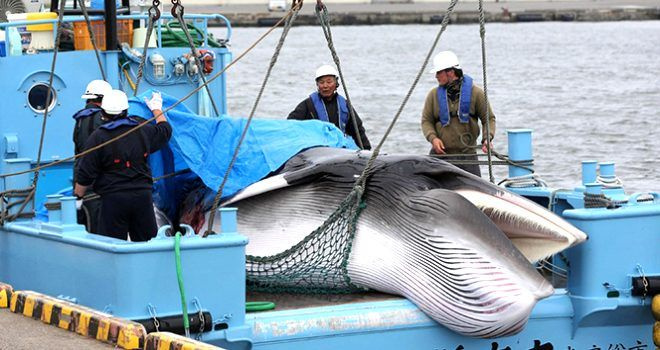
[{"left": 0, "top": 13, "right": 232, "bottom": 55}]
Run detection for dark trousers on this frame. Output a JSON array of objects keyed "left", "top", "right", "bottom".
[
  {"left": 99, "top": 189, "right": 158, "bottom": 242},
  {"left": 430, "top": 149, "right": 482, "bottom": 177}
]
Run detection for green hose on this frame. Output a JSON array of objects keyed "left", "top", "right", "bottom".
[
  {"left": 161, "top": 21, "right": 223, "bottom": 48},
  {"left": 246, "top": 301, "right": 276, "bottom": 312},
  {"left": 174, "top": 232, "right": 190, "bottom": 336}
]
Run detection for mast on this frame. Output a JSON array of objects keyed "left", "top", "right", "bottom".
[{"left": 104, "top": 0, "right": 118, "bottom": 50}]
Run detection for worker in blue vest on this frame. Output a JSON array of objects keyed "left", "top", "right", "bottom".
[
  {"left": 420, "top": 51, "right": 496, "bottom": 177},
  {"left": 74, "top": 90, "right": 172, "bottom": 241},
  {"left": 288, "top": 64, "right": 371, "bottom": 150},
  {"left": 72, "top": 79, "right": 112, "bottom": 232}
]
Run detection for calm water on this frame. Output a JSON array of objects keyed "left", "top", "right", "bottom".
[{"left": 211, "top": 21, "right": 660, "bottom": 193}]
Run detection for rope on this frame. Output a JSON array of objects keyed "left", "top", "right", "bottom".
[
  {"left": 152, "top": 168, "right": 192, "bottom": 182},
  {"left": 204, "top": 0, "right": 303, "bottom": 236},
  {"left": 596, "top": 175, "right": 623, "bottom": 188},
  {"left": 353, "top": 0, "right": 459, "bottom": 193},
  {"left": 174, "top": 232, "right": 190, "bottom": 337},
  {"left": 172, "top": 2, "right": 220, "bottom": 117},
  {"left": 314, "top": 1, "right": 363, "bottom": 149},
  {"left": 77, "top": 0, "right": 107, "bottom": 81},
  {"left": 477, "top": 0, "right": 494, "bottom": 184},
  {"left": 0, "top": 8, "right": 297, "bottom": 181},
  {"left": 583, "top": 192, "right": 616, "bottom": 209},
  {"left": 133, "top": 4, "right": 160, "bottom": 96},
  {"left": 0, "top": 187, "right": 35, "bottom": 224},
  {"left": 12, "top": 8, "right": 68, "bottom": 223},
  {"left": 498, "top": 173, "right": 547, "bottom": 188}
]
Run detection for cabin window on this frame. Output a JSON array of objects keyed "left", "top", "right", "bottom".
[{"left": 27, "top": 83, "right": 57, "bottom": 113}]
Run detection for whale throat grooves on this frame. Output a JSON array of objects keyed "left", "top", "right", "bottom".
[{"left": 245, "top": 187, "right": 368, "bottom": 294}]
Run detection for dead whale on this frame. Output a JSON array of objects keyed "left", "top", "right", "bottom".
[{"left": 187, "top": 147, "right": 586, "bottom": 338}]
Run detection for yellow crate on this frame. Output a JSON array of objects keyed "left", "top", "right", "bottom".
[
  {"left": 73, "top": 19, "right": 133, "bottom": 50},
  {"left": 26, "top": 12, "right": 58, "bottom": 31}
]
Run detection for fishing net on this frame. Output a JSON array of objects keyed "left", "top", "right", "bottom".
[{"left": 245, "top": 188, "right": 368, "bottom": 294}]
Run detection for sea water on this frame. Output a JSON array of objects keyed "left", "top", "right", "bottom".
[{"left": 215, "top": 21, "right": 660, "bottom": 193}]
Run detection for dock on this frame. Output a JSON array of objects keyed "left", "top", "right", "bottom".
[
  {"left": 0, "top": 307, "right": 113, "bottom": 349},
  {"left": 179, "top": 0, "right": 660, "bottom": 26}
]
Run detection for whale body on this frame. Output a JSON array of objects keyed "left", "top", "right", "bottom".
[{"left": 186, "top": 148, "right": 586, "bottom": 338}]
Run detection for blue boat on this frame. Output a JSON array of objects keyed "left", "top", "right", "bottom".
[{"left": 0, "top": 1, "right": 658, "bottom": 349}]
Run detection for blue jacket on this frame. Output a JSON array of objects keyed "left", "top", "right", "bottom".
[{"left": 310, "top": 92, "right": 349, "bottom": 133}]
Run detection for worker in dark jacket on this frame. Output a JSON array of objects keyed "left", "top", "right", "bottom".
[
  {"left": 72, "top": 79, "right": 112, "bottom": 232},
  {"left": 74, "top": 90, "right": 172, "bottom": 241},
  {"left": 288, "top": 64, "right": 371, "bottom": 150}
]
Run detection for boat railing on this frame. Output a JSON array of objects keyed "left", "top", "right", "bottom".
[{"left": 0, "top": 13, "right": 232, "bottom": 56}]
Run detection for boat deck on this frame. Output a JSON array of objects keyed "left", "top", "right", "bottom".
[{"left": 247, "top": 291, "right": 402, "bottom": 311}]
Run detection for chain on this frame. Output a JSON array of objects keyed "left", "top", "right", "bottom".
[
  {"left": 170, "top": 0, "right": 182, "bottom": 15},
  {"left": 172, "top": 3, "right": 222, "bottom": 117},
  {"left": 147, "top": 303, "right": 160, "bottom": 332},
  {"left": 134, "top": 0, "right": 161, "bottom": 96},
  {"left": 192, "top": 298, "right": 205, "bottom": 340}
]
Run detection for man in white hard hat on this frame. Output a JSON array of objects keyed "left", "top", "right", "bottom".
[
  {"left": 72, "top": 79, "right": 112, "bottom": 232},
  {"left": 288, "top": 64, "right": 371, "bottom": 150},
  {"left": 421, "top": 51, "right": 496, "bottom": 177},
  {"left": 74, "top": 90, "right": 171, "bottom": 241}
]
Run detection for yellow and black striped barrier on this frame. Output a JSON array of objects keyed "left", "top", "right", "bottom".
[
  {"left": 10, "top": 290, "right": 147, "bottom": 349},
  {"left": 0, "top": 282, "right": 12, "bottom": 308},
  {"left": 145, "top": 332, "right": 223, "bottom": 350},
  {"left": 653, "top": 295, "right": 660, "bottom": 347}
]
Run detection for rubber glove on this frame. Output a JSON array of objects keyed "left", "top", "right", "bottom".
[{"left": 144, "top": 91, "right": 163, "bottom": 111}]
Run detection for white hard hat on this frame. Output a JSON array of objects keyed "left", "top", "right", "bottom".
[
  {"left": 315, "top": 64, "right": 339, "bottom": 80},
  {"left": 101, "top": 90, "right": 129, "bottom": 115},
  {"left": 429, "top": 51, "right": 462, "bottom": 74},
  {"left": 81, "top": 80, "right": 112, "bottom": 99}
]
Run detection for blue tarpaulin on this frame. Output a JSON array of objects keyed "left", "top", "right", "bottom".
[{"left": 129, "top": 90, "right": 358, "bottom": 219}]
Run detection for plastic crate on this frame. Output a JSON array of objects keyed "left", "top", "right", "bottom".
[{"left": 73, "top": 19, "right": 133, "bottom": 50}]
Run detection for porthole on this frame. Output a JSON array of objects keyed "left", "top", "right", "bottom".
[{"left": 27, "top": 83, "right": 57, "bottom": 113}]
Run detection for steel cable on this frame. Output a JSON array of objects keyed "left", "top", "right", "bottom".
[
  {"left": 477, "top": 0, "right": 495, "bottom": 184},
  {"left": 172, "top": 1, "right": 220, "bottom": 117},
  {"left": 314, "top": 1, "right": 363, "bottom": 149},
  {"left": 205, "top": 0, "right": 303, "bottom": 236},
  {"left": 0, "top": 8, "right": 298, "bottom": 181},
  {"left": 78, "top": 0, "right": 107, "bottom": 80}
]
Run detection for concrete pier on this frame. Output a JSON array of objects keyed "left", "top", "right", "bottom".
[{"left": 180, "top": 0, "right": 660, "bottom": 26}]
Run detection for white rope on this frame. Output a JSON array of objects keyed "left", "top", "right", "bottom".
[{"left": 498, "top": 173, "right": 548, "bottom": 188}]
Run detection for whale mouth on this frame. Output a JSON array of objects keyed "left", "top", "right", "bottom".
[{"left": 455, "top": 189, "right": 587, "bottom": 262}]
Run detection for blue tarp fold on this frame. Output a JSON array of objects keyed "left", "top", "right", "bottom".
[{"left": 129, "top": 90, "right": 357, "bottom": 219}]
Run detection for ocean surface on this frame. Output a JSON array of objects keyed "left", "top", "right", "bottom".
[{"left": 211, "top": 21, "right": 660, "bottom": 193}]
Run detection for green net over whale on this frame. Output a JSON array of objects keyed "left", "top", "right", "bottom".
[
  {"left": 246, "top": 189, "right": 368, "bottom": 294},
  {"left": 127, "top": 91, "right": 365, "bottom": 294}
]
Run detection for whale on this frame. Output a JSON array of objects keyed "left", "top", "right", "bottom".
[{"left": 183, "top": 147, "right": 587, "bottom": 338}]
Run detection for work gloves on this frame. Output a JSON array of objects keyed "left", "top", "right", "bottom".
[{"left": 144, "top": 91, "right": 163, "bottom": 111}]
